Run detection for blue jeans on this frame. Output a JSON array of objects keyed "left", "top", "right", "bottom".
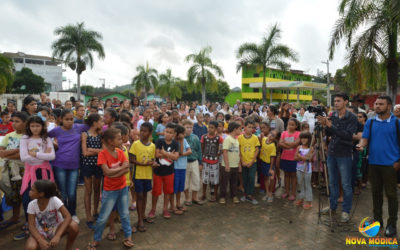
[
  {"left": 327, "top": 156, "right": 353, "bottom": 213},
  {"left": 94, "top": 187, "right": 131, "bottom": 242},
  {"left": 53, "top": 166, "right": 78, "bottom": 215}
]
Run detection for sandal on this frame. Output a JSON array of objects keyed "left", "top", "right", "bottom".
[
  {"left": 200, "top": 195, "right": 206, "bottom": 201},
  {"left": 107, "top": 233, "right": 117, "bottom": 241},
  {"left": 295, "top": 200, "right": 303, "bottom": 206},
  {"left": 131, "top": 226, "right": 137, "bottom": 233},
  {"left": 184, "top": 201, "right": 192, "bottom": 206},
  {"left": 144, "top": 217, "right": 154, "bottom": 224},
  {"left": 136, "top": 225, "right": 146, "bottom": 232},
  {"left": 123, "top": 239, "right": 134, "bottom": 248},
  {"left": 192, "top": 200, "right": 203, "bottom": 205},
  {"left": 303, "top": 203, "right": 313, "bottom": 209},
  {"left": 173, "top": 209, "right": 184, "bottom": 215},
  {"left": 177, "top": 206, "right": 186, "bottom": 211},
  {"left": 87, "top": 242, "right": 98, "bottom": 250}
]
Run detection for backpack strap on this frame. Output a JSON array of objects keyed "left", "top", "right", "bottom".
[
  {"left": 366, "top": 119, "right": 374, "bottom": 156},
  {"left": 396, "top": 119, "right": 400, "bottom": 148}
]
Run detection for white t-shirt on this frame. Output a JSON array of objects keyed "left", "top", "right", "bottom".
[
  {"left": 302, "top": 111, "right": 316, "bottom": 133},
  {"left": 27, "top": 197, "right": 64, "bottom": 240},
  {"left": 137, "top": 119, "right": 154, "bottom": 130}
]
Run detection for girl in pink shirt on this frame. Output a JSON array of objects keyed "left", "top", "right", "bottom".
[{"left": 278, "top": 118, "right": 300, "bottom": 201}]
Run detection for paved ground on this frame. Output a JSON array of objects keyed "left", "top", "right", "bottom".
[{"left": 0, "top": 182, "right": 397, "bottom": 249}]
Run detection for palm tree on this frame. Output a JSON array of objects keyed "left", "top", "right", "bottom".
[
  {"left": 0, "top": 54, "right": 14, "bottom": 94},
  {"left": 236, "top": 23, "right": 298, "bottom": 103},
  {"left": 329, "top": 0, "right": 399, "bottom": 101},
  {"left": 185, "top": 46, "right": 224, "bottom": 105},
  {"left": 51, "top": 22, "right": 105, "bottom": 100},
  {"left": 156, "top": 69, "right": 182, "bottom": 101},
  {"left": 131, "top": 62, "right": 158, "bottom": 101}
]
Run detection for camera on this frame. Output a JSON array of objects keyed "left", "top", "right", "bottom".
[{"left": 307, "top": 105, "right": 325, "bottom": 117}]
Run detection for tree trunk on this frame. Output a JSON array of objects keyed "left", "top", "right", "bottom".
[
  {"left": 387, "top": 26, "right": 398, "bottom": 104},
  {"left": 262, "top": 66, "right": 267, "bottom": 103},
  {"left": 77, "top": 72, "right": 81, "bottom": 101},
  {"left": 144, "top": 89, "right": 148, "bottom": 102},
  {"left": 201, "top": 82, "right": 206, "bottom": 105}
]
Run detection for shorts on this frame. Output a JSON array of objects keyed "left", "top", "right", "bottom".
[
  {"left": 261, "top": 161, "right": 272, "bottom": 176},
  {"left": 185, "top": 160, "right": 200, "bottom": 191},
  {"left": 202, "top": 162, "right": 219, "bottom": 185},
  {"left": 152, "top": 174, "right": 174, "bottom": 196},
  {"left": 280, "top": 159, "right": 297, "bottom": 173},
  {"left": 81, "top": 165, "right": 102, "bottom": 179},
  {"left": 134, "top": 179, "right": 152, "bottom": 193},
  {"left": 174, "top": 169, "right": 186, "bottom": 193}
]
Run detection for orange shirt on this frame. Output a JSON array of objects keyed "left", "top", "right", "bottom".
[{"left": 97, "top": 148, "right": 127, "bottom": 191}]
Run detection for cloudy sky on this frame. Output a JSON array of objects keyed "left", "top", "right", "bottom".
[{"left": 0, "top": 0, "right": 346, "bottom": 90}]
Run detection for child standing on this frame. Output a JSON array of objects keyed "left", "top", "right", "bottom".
[
  {"left": 182, "top": 120, "right": 203, "bottom": 205},
  {"left": 171, "top": 125, "right": 191, "bottom": 215},
  {"left": 129, "top": 122, "right": 156, "bottom": 231},
  {"left": 0, "top": 112, "right": 28, "bottom": 230},
  {"left": 148, "top": 123, "right": 179, "bottom": 219},
  {"left": 193, "top": 113, "right": 208, "bottom": 140},
  {"left": 48, "top": 109, "right": 88, "bottom": 223},
  {"left": 88, "top": 128, "right": 133, "bottom": 249},
  {"left": 279, "top": 118, "right": 300, "bottom": 201},
  {"left": 155, "top": 113, "right": 169, "bottom": 140},
  {"left": 0, "top": 111, "right": 14, "bottom": 136},
  {"left": 26, "top": 180, "right": 78, "bottom": 250},
  {"left": 81, "top": 114, "right": 103, "bottom": 229},
  {"left": 238, "top": 120, "right": 260, "bottom": 205},
  {"left": 200, "top": 121, "right": 223, "bottom": 202},
  {"left": 260, "top": 130, "right": 278, "bottom": 202},
  {"left": 19, "top": 116, "right": 55, "bottom": 240},
  {"left": 220, "top": 122, "right": 242, "bottom": 204},
  {"left": 295, "top": 132, "right": 313, "bottom": 209}
]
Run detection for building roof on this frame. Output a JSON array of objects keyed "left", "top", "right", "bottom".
[{"left": 2, "top": 52, "right": 62, "bottom": 63}]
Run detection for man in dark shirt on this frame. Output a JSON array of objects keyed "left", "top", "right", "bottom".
[{"left": 317, "top": 93, "right": 358, "bottom": 223}]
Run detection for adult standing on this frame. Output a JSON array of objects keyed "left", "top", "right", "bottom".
[
  {"left": 242, "top": 102, "right": 253, "bottom": 116},
  {"left": 131, "top": 96, "right": 143, "bottom": 115},
  {"left": 263, "top": 105, "right": 284, "bottom": 133},
  {"left": 21, "top": 95, "right": 38, "bottom": 116},
  {"left": 6, "top": 100, "right": 17, "bottom": 116},
  {"left": 279, "top": 102, "right": 290, "bottom": 130},
  {"left": 357, "top": 96, "right": 399, "bottom": 237},
  {"left": 318, "top": 93, "right": 358, "bottom": 223},
  {"left": 38, "top": 93, "right": 52, "bottom": 109},
  {"left": 303, "top": 99, "right": 320, "bottom": 133},
  {"left": 221, "top": 103, "right": 232, "bottom": 116}
]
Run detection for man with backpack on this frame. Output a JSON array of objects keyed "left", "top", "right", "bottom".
[{"left": 357, "top": 95, "right": 400, "bottom": 237}]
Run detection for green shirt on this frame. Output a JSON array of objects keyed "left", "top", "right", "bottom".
[{"left": 185, "top": 134, "right": 202, "bottom": 164}]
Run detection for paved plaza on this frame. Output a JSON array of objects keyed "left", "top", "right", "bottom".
[{"left": 0, "top": 182, "right": 397, "bottom": 250}]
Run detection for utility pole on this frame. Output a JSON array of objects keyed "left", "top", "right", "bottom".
[
  {"left": 67, "top": 79, "right": 72, "bottom": 91},
  {"left": 322, "top": 60, "right": 330, "bottom": 106}
]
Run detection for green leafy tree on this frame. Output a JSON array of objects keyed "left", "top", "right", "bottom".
[
  {"left": 12, "top": 68, "right": 46, "bottom": 94},
  {"left": 131, "top": 62, "right": 158, "bottom": 101},
  {"left": 0, "top": 54, "right": 14, "bottom": 94},
  {"left": 329, "top": 0, "right": 399, "bottom": 101},
  {"left": 156, "top": 69, "right": 182, "bottom": 101},
  {"left": 185, "top": 46, "right": 224, "bottom": 105},
  {"left": 236, "top": 23, "right": 298, "bottom": 102},
  {"left": 52, "top": 22, "right": 105, "bottom": 100},
  {"left": 80, "top": 85, "right": 95, "bottom": 95}
]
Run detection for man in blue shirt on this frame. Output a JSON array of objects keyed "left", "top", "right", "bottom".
[
  {"left": 193, "top": 113, "right": 208, "bottom": 140},
  {"left": 357, "top": 95, "right": 400, "bottom": 237}
]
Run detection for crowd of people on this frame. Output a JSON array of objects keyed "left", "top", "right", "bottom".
[{"left": 0, "top": 91, "right": 398, "bottom": 249}]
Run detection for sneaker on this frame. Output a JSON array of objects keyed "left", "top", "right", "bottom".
[
  {"left": 219, "top": 198, "right": 226, "bottom": 204},
  {"left": 86, "top": 221, "right": 95, "bottom": 230},
  {"left": 267, "top": 196, "right": 274, "bottom": 203},
  {"left": 262, "top": 195, "right": 268, "bottom": 201},
  {"left": 385, "top": 225, "right": 397, "bottom": 237},
  {"left": 72, "top": 215, "right": 80, "bottom": 224},
  {"left": 281, "top": 193, "right": 288, "bottom": 199},
  {"left": 250, "top": 198, "right": 258, "bottom": 205},
  {"left": 163, "top": 210, "right": 171, "bottom": 219},
  {"left": 147, "top": 209, "right": 156, "bottom": 219},
  {"left": 13, "top": 231, "right": 28, "bottom": 241},
  {"left": 321, "top": 207, "right": 335, "bottom": 215},
  {"left": 233, "top": 196, "right": 240, "bottom": 204},
  {"left": 341, "top": 212, "right": 350, "bottom": 223},
  {"left": 240, "top": 196, "right": 247, "bottom": 202}
]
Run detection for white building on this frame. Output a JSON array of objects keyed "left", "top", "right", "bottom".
[{"left": 3, "top": 52, "right": 64, "bottom": 91}]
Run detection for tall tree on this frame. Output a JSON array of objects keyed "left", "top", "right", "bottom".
[
  {"left": 236, "top": 23, "right": 298, "bottom": 103},
  {"left": 51, "top": 22, "right": 105, "bottom": 100},
  {"left": 0, "top": 54, "right": 14, "bottom": 94},
  {"left": 131, "top": 62, "right": 158, "bottom": 101},
  {"left": 12, "top": 68, "right": 46, "bottom": 94},
  {"left": 156, "top": 69, "right": 182, "bottom": 101},
  {"left": 185, "top": 46, "right": 224, "bottom": 105},
  {"left": 329, "top": 0, "right": 399, "bottom": 102}
]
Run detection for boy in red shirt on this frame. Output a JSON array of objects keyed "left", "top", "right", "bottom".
[{"left": 0, "top": 111, "right": 14, "bottom": 136}]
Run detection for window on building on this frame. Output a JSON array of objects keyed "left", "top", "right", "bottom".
[
  {"left": 253, "top": 88, "right": 259, "bottom": 92},
  {"left": 253, "top": 73, "right": 259, "bottom": 77},
  {"left": 45, "top": 61, "right": 58, "bottom": 66},
  {"left": 13, "top": 58, "right": 23, "bottom": 63},
  {"left": 25, "top": 59, "right": 44, "bottom": 65}
]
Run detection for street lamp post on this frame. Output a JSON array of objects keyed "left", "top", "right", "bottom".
[{"left": 322, "top": 60, "right": 330, "bottom": 106}]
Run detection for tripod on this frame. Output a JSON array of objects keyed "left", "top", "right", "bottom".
[{"left": 308, "top": 123, "right": 334, "bottom": 232}]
